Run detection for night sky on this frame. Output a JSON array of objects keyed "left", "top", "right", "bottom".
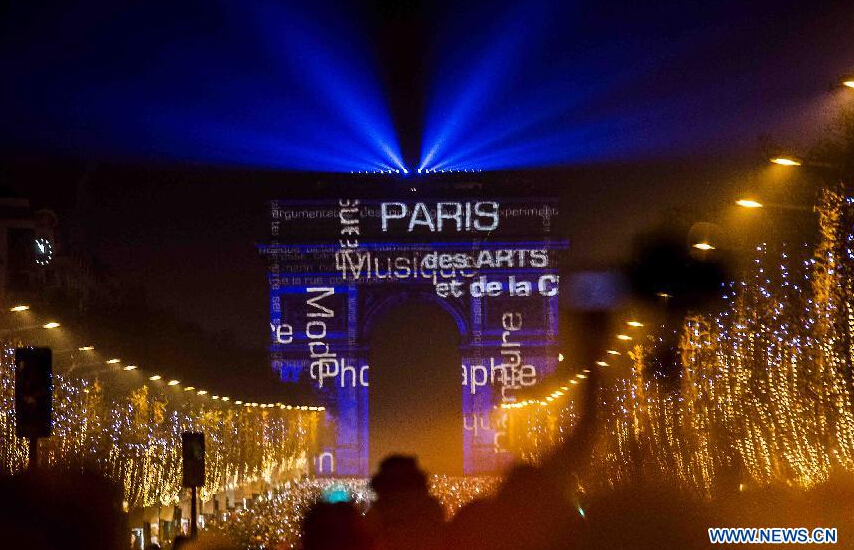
[{"left": 2, "top": 1, "right": 854, "bottom": 430}]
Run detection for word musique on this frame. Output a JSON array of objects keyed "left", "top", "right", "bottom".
[{"left": 334, "top": 249, "right": 551, "bottom": 279}]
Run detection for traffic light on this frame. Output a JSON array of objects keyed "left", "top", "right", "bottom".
[
  {"left": 181, "top": 432, "right": 205, "bottom": 488},
  {"left": 15, "top": 347, "right": 52, "bottom": 439}
]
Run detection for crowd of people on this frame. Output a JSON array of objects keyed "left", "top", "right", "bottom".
[{"left": 4, "top": 376, "right": 854, "bottom": 550}]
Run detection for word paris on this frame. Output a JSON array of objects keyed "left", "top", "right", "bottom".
[{"left": 380, "top": 201, "right": 499, "bottom": 232}]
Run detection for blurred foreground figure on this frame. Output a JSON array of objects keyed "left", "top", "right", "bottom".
[
  {"left": 0, "top": 469, "right": 126, "bottom": 550},
  {"left": 301, "top": 501, "right": 373, "bottom": 550},
  {"left": 444, "top": 366, "right": 719, "bottom": 550},
  {"left": 367, "top": 455, "right": 444, "bottom": 550}
]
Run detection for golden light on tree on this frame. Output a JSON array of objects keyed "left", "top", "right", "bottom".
[{"left": 502, "top": 189, "right": 854, "bottom": 495}]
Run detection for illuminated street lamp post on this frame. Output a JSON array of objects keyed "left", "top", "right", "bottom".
[
  {"left": 735, "top": 198, "right": 812, "bottom": 212},
  {"left": 770, "top": 156, "right": 802, "bottom": 166}
]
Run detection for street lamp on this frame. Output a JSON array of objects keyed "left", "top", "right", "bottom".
[
  {"left": 149, "top": 375, "right": 161, "bottom": 381},
  {"left": 736, "top": 199, "right": 764, "bottom": 208},
  {"left": 123, "top": 365, "right": 137, "bottom": 371},
  {"left": 843, "top": 79, "right": 854, "bottom": 89},
  {"left": 42, "top": 322, "right": 60, "bottom": 329},
  {"left": 10, "top": 305, "right": 30, "bottom": 312},
  {"left": 770, "top": 157, "right": 802, "bottom": 166},
  {"left": 693, "top": 242, "right": 715, "bottom": 251}
]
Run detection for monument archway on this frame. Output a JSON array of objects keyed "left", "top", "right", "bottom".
[{"left": 261, "top": 188, "right": 566, "bottom": 476}]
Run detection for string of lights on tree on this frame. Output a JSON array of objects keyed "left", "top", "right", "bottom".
[
  {"left": 0, "top": 307, "right": 325, "bottom": 510},
  {"left": 501, "top": 187, "right": 854, "bottom": 496}
]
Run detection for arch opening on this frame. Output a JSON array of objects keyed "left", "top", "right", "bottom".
[{"left": 367, "top": 298, "right": 463, "bottom": 476}]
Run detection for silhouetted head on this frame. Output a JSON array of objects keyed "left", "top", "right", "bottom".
[
  {"left": 370, "top": 455, "right": 428, "bottom": 496},
  {"left": 0, "top": 468, "right": 126, "bottom": 550},
  {"left": 301, "top": 501, "right": 371, "bottom": 550}
]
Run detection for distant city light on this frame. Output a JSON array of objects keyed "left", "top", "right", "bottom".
[{"left": 770, "top": 157, "right": 802, "bottom": 166}]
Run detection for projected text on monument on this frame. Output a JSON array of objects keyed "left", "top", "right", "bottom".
[{"left": 261, "top": 192, "right": 566, "bottom": 475}]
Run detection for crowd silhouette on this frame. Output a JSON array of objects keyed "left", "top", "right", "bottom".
[{"left": 3, "top": 371, "right": 854, "bottom": 550}]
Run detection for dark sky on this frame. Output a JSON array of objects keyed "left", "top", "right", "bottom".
[{"left": 2, "top": 0, "right": 854, "bottom": 349}]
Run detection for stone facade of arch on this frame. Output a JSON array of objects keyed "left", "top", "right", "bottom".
[{"left": 261, "top": 196, "right": 566, "bottom": 476}]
